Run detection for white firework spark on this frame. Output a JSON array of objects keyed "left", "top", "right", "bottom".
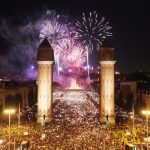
[
  {"left": 75, "top": 11, "right": 112, "bottom": 52},
  {"left": 39, "top": 20, "right": 70, "bottom": 46}
]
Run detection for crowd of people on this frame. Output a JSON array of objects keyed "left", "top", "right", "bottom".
[
  {"left": 0, "top": 90, "right": 148, "bottom": 149},
  {"left": 0, "top": 121, "right": 147, "bottom": 149}
]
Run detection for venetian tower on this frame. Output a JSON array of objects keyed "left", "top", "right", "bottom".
[
  {"left": 99, "top": 40, "right": 116, "bottom": 125},
  {"left": 37, "top": 39, "right": 54, "bottom": 124}
]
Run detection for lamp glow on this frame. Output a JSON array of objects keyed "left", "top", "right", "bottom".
[
  {"left": 142, "top": 110, "right": 150, "bottom": 115},
  {"left": 4, "top": 109, "right": 15, "bottom": 114},
  {"left": 142, "top": 110, "right": 150, "bottom": 150},
  {"left": 4, "top": 108, "right": 15, "bottom": 150}
]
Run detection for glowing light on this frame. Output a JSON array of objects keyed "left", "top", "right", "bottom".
[
  {"left": 31, "top": 65, "right": 35, "bottom": 69},
  {"left": 69, "top": 78, "right": 82, "bottom": 90},
  {"left": 4, "top": 109, "right": 15, "bottom": 114},
  {"left": 58, "top": 67, "right": 62, "bottom": 71},
  {"left": 83, "top": 66, "right": 87, "bottom": 70},
  {"left": 115, "top": 71, "right": 120, "bottom": 75},
  {"left": 0, "top": 139, "right": 3, "bottom": 145},
  {"left": 68, "top": 69, "right": 72, "bottom": 72},
  {"left": 142, "top": 111, "right": 150, "bottom": 115}
]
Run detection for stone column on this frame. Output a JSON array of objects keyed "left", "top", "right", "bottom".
[
  {"left": 99, "top": 61, "right": 116, "bottom": 125},
  {"left": 37, "top": 61, "right": 53, "bottom": 124}
]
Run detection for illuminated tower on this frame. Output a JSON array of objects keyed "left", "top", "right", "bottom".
[
  {"left": 37, "top": 39, "right": 54, "bottom": 124},
  {"left": 99, "top": 40, "right": 116, "bottom": 125}
]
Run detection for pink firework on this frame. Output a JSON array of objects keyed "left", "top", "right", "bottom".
[
  {"left": 54, "top": 38, "right": 74, "bottom": 53},
  {"left": 60, "top": 38, "right": 86, "bottom": 67},
  {"left": 39, "top": 19, "right": 72, "bottom": 54}
]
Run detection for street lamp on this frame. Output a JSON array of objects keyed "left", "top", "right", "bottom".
[
  {"left": 130, "top": 104, "right": 135, "bottom": 144},
  {"left": 18, "top": 103, "right": 21, "bottom": 127},
  {"left": 4, "top": 109, "right": 15, "bottom": 150},
  {"left": 142, "top": 110, "right": 150, "bottom": 150}
]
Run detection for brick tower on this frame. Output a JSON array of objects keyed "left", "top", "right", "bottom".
[
  {"left": 99, "top": 40, "right": 116, "bottom": 125},
  {"left": 37, "top": 39, "right": 54, "bottom": 124}
]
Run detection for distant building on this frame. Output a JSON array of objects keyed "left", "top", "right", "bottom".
[
  {"left": 120, "top": 82, "right": 137, "bottom": 104},
  {"left": 0, "top": 80, "right": 36, "bottom": 111},
  {"left": 116, "top": 71, "right": 150, "bottom": 111}
]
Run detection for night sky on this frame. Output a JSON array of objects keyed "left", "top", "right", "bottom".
[{"left": 0, "top": 0, "right": 150, "bottom": 73}]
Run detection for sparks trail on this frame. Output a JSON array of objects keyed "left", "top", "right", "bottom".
[
  {"left": 75, "top": 11, "right": 112, "bottom": 52},
  {"left": 59, "top": 38, "right": 86, "bottom": 68}
]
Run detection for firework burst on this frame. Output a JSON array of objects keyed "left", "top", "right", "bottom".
[
  {"left": 75, "top": 11, "right": 112, "bottom": 52},
  {"left": 39, "top": 20, "right": 70, "bottom": 46},
  {"left": 59, "top": 38, "right": 86, "bottom": 67}
]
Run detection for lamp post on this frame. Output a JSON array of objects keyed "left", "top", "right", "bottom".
[
  {"left": 18, "top": 103, "right": 20, "bottom": 126},
  {"left": 142, "top": 110, "right": 150, "bottom": 150},
  {"left": 132, "top": 103, "right": 135, "bottom": 144},
  {"left": 4, "top": 109, "right": 15, "bottom": 150},
  {"left": 130, "top": 104, "right": 135, "bottom": 144}
]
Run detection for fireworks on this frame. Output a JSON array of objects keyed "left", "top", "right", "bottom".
[
  {"left": 63, "top": 46, "right": 86, "bottom": 67},
  {"left": 75, "top": 11, "right": 112, "bottom": 52},
  {"left": 38, "top": 10, "right": 73, "bottom": 52},
  {"left": 39, "top": 20, "right": 71, "bottom": 47},
  {"left": 75, "top": 11, "right": 112, "bottom": 76},
  {"left": 38, "top": 16, "right": 73, "bottom": 75},
  {"left": 0, "top": 9, "right": 112, "bottom": 78},
  {"left": 59, "top": 38, "right": 86, "bottom": 67}
]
